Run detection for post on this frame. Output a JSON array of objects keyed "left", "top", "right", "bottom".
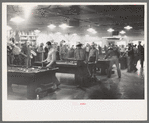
[{"left": 41, "top": 52, "right": 43, "bottom": 67}]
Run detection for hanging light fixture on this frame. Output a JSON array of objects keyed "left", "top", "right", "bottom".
[
  {"left": 59, "top": 23, "right": 70, "bottom": 29},
  {"left": 92, "top": 30, "right": 97, "bottom": 34},
  {"left": 87, "top": 28, "right": 94, "bottom": 32},
  {"left": 120, "top": 30, "right": 126, "bottom": 34},
  {"left": 10, "top": 16, "right": 25, "bottom": 23},
  {"left": 34, "top": 30, "right": 41, "bottom": 33},
  {"left": 47, "top": 24, "right": 56, "bottom": 29},
  {"left": 124, "top": 25, "right": 133, "bottom": 30},
  {"left": 107, "top": 28, "right": 114, "bottom": 32},
  {"left": 87, "top": 27, "right": 97, "bottom": 34}
]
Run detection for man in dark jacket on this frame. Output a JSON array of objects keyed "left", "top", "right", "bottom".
[
  {"left": 74, "top": 42, "right": 90, "bottom": 87},
  {"left": 138, "top": 41, "right": 144, "bottom": 69},
  {"left": 127, "top": 43, "right": 134, "bottom": 72},
  {"left": 104, "top": 44, "right": 121, "bottom": 78}
]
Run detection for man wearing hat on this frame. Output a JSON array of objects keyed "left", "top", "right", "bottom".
[
  {"left": 138, "top": 41, "right": 144, "bottom": 69},
  {"left": 74, "top": 42, "right": 88, "bottom": 87},
  {"left": 104, "top": 44, "right": 121, "bottom": 78},
  {"left": 127, "top": 43, "right": 134, "bottom": 72},
  {"left": 10, "top": 41, "right": 27, "bottom": 65},
  {"left": 88, "top": 42, "right": 98, "bottom": 78}
]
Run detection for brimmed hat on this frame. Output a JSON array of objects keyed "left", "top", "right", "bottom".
[{"left": 76, "top": 42, "right": 83, "bottom": 46}]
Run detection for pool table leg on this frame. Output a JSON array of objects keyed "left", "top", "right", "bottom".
[
  {"left": 27, "top": 83, "right": 38, "bottom": 99},
  {"left": 8, "top": 82, "right": 13, "bottom": 95}
]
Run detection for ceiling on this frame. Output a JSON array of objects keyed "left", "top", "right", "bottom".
[{"left": 7, "top": 5, "right": 144, "bottom": 38}]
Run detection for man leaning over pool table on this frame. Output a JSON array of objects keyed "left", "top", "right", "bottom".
[{"left": 42, "top": 41, "right": 56, "bottom": 68}]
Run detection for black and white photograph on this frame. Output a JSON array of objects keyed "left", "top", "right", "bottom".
[{"left": 2, "top": 2, "right": 147, "bottom": 121}]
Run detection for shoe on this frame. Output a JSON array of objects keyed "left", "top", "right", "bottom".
[{"left": 118, "top": 76, "right": 121, "bottom": 78}]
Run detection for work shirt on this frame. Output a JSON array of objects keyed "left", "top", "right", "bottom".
[
  {"left": 22, "top": 45, "right": 31, "bottom": 57},
  {"left": 12, "top": 45, "right": 21, "bottom": 55},
  {"left": 37, "top": 46, "right": 44, "bottom": 52},
  {"left": 88, "top": 48, "right": 98, "bottom": 62},
  {"left": 120, "top": 47, "right": 125, "bottom": 52},
  {"left": 127, "top": 46, "right": 134, "bottom": 57},
  {"left": 138, "top": 45, "right": 144, "bottom": 59},
  {"left": 105, "top": 48, "right": 120, "bottom": 59},
  {"left": 59, "top": 45, "right": 67, "bottom": 55},
  {"left": 133, "top": 47, "right": 138, "bottom": 56},
  {"left": 46, "top": 48, "right": 56, "bottom": 63},
  {"left": 86, "top": 46, "right": 90, "bottom": 52},
  {"left": 74, "top": 48, "right": 86, "bottom": 61}
]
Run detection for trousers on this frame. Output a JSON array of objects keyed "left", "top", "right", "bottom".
[
  {"left": 108, "top": 56, "right": 121, "bottom": 78},
  {"left": 127, "top": 56, "right": 134, "bottom": 72}
]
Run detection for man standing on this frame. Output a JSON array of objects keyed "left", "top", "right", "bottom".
[
  {"left": 98, "top": 45, "right": 102, "bottom": 55},
  {"left": 74, "top": 42, "right": 89, "bottom": 87},
  {"left": 132, "top": 44, "right": 138, "bottom": 72},
  {"left": 138, "top": 41, "right": 144, "bottom": 69},
  {"left": 21, "top": 41, "right": 32, "bottom": 67},
  {"left": 88, "top": 42, "right": 98, "bottom": 78},
  {"left": 127, "top": 43, "right": 134, "bottom": 72},
  {"left": 59, "top": 40, "right": 67, "bottom": 60},
  {"left": 85, "top": 43, "right": 90, "bottom": 61},
  {"left": 42, "top": 41, "right": 56, "bottom": 68},
  {"left": 104, "top": 44, "right": 121, "bottom": 78}
]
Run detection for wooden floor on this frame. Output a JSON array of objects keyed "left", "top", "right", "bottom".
[{"left": 7, "top": 61, "right": 144, "bottom": 100}]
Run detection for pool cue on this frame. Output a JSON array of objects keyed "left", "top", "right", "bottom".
[
  {"left": 41, "top": 52, "right": 43, "bottom": 68},
  {"left": 86, "top": 62, "right": 91, "bottom": 77}
]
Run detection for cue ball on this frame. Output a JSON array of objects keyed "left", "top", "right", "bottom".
[{"left": 32, "top": 68, "right": 34, "bottom": 70}]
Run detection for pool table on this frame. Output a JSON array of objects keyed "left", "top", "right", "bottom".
[
  {"left": 7, "top": 66, "right": 59, "bottom": 99},
  {"left": 56, "top": 60, "right": 88, "bottom": 85},
  {"left": 96, "top": 59, "right": 111, "bottom": 75}
]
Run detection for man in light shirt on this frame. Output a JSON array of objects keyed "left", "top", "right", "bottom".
[
  {"left": 11, "top": 42, "right": 27, "bottom": 65},
  {"left": 42, "top": 41, "right": 56, "bottom": 68}
]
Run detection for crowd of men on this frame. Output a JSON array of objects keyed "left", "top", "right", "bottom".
[{"left": 7, "top": 38, "right": 144, "bottom": 80}]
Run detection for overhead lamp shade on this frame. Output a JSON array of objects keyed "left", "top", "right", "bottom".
[
  {"left": 10, "top": 16, "right": 25, "bottom": 23},
  {"left": 34, "top": 30, "right": 41, "bottom": 33},
  {"left": 119, "top": 30, "right": 126, "bottom": 34},
  {"left": 124, "top": 25, "right": 133, "bottom": 30},
  {"left": 107, "top": 28, "right": 114, "bottom": 32},
  {"left": 59, "top": 24, "right": 69, "bottom": 29},
  {"left": 47, "top": 24, "right": 56, "bottom": 29}
]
